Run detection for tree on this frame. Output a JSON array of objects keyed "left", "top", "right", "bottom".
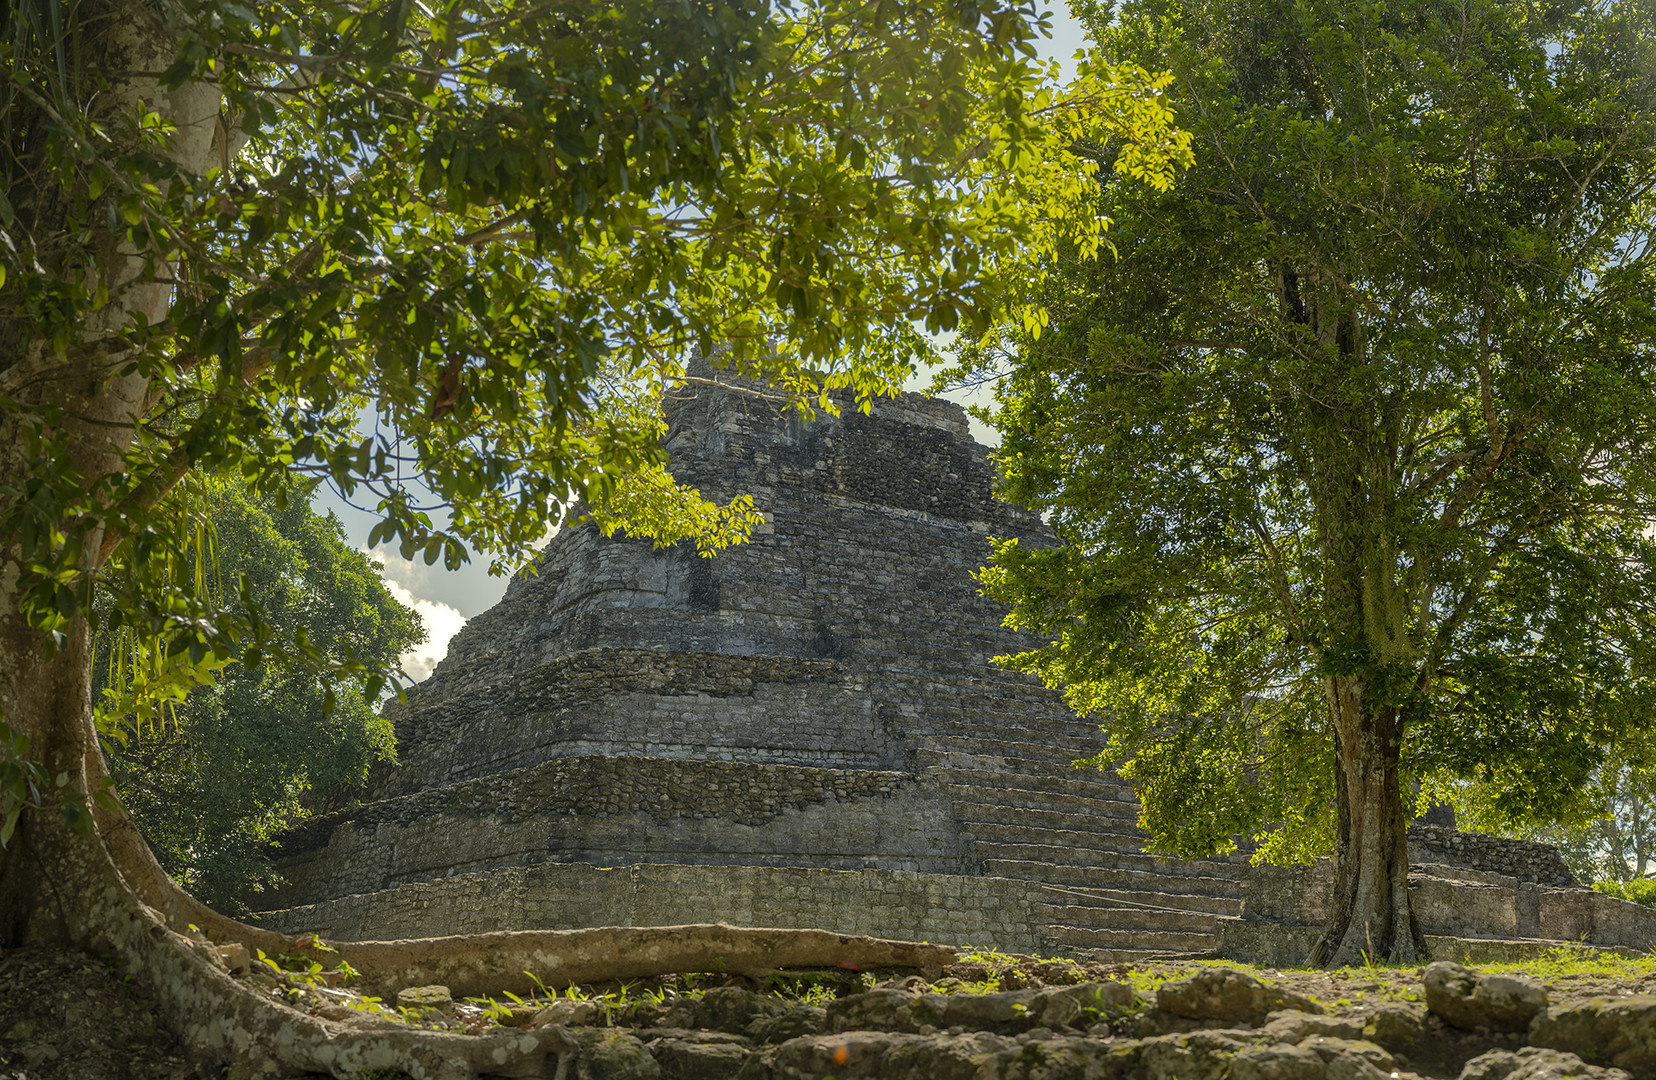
[
  {"left": 101, "top": 476, "right": 421, "bottom": 911},
  {"left": 965, "top": 0, "right": 1656, "bottom": 965},
  {"left": 1445, "top": 734, "right": 1656, "bottom": 886},
  {"left": 0, "top": 0, "right": 1191, "bottom": 1069},
  {"left": 1549, "top": 763, "right": 1656, "bottom": 884}
]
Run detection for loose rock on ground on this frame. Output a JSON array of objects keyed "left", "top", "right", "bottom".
[{"left": 12, "top": 943, "right": 1656, "bottom": 1078}]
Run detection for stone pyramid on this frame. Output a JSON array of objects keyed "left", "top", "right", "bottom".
[{"left": 255, "top": 376, "right": 1250, "bottom": 958}]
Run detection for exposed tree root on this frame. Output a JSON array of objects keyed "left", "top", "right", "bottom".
[
  {"left": 3, "top": 730, "right": 940, "bottom": 1078},
  {"left": 320, "top": 922, "right": 958, "bottom": 1000},
  {"left": 84, "top": 840, "right": 956, "bottom": 1077}
]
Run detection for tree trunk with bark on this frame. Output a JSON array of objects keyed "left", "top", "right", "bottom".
[
  {"left": 1300, "top": 378, "right": 1427, "bottom": 967},
  {"left": 1310, "top": 676, "right": 1426, "bottom": 967}
]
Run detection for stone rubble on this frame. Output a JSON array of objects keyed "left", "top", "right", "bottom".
[
  {"left": 16, "top": 939, "right": 1656, "bottom": 1079},
  {"left": 224, "top": 956, "right": 1656, "bottom": 1079},
  {"left": 1425, "top": 963, "right": 1550, "bottom": 1033},
  {"left": 535, "top": 961, "right": 1647, "bottom": 1080}
]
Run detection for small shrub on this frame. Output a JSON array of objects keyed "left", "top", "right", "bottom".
[{"left": 1593, "top": 878, "right": 1656, "bottom": 909}]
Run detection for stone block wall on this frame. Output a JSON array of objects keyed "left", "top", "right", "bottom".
[
  {"left": 1413, "top": 872, "right": 1521, "bottom": 938},
  {"left": 376, "top": 649, "right": 898, "bottom": 798},
  {"left": 1408, "top": 823, "right": 1577, "bottom": 886},
  {"left": 263, "top": 757, "right": 963, "bottom": 909},
  {"left": 256, "top": 864, "right": 1045, "bottom": 953},
  {"left": 1213, "top": 919, "right": 1637, "bottom": 968},
  {"left": 1231, "top": 856, "right": 1656, "bottom": 965}
]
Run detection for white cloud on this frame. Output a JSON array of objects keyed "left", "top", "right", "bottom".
[
  {"left": 379, "top": 576, "right": 468, "bottom": 683},
  {"left": 363, "top": 543, "right": 517, "bottom": 618},
  {"left": 369, "top": 544, "right": 445, "bottom": 601}
]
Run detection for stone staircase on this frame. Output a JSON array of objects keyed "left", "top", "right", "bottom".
[{"left": 909, "top": 692, "right": 1246, "bottom": 962}]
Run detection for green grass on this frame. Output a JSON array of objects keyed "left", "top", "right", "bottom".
[{"left": 1476, "top": 946, "right": 1656, "bottom": 982}]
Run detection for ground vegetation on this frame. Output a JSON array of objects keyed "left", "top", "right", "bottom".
[{"left": 7, "top": 942, "right": 1656, "bottom": 1078}]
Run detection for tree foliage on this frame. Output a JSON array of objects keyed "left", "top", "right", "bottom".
[
  {"left": 962, "top": 0, "right": 1656, "bottom": 963},
  {"left": 0, "top": 0, "right": 1198, "bottom": 1066},
  {"left": 1447, "top": 739, "right": 1656, "bottom": 886},
  {"left": 0, "top": 0, "right": 1191, "bottom": 715},
  {"left": 99, "top": 477, "right": 420, "bottom": 911}
]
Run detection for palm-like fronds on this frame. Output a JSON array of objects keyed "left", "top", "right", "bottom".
[{"left": 1, "top": 0, "right": 79, "bottom": 183}]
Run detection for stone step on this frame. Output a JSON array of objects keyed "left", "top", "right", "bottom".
[
  {"left": 857, "top": 643, "right": 1044, "bottom": 667},
  {"left": 937, "top": 783, "right": 1142, "bottom": 821},
  {"left": 961, "top": 822, "right": 1151, "bottom": 854},
  {"left": 915, "top": 746, "right": 1111, "bottom": 779},
  {"left": 1029, "top": 884, "right": 1242, "bottom": 917},
  {"left": 916, "top": 697, "right": 1095, "bottom": 719},
  {"left": 926, "top": 765, "right": 1139, "bottom": 802},
  {"left": 973, "top": 842, "right": 1248, "bottom": 878},
  {"left": 912, "top": 726, "right": 1111, "bottom": 751},
  {"left": 951, "top": 801, "right": 1139, "bottom": 834},
  {"left": 952, "top": 805, "right": 1249, "bottom": 869},
  {"left": 898, "top": 707, "right": 1101, "bottom": 738},
  {"left": 932, "top": 705, "right": 1104, "bottom": 731},
  {"left": 983, "top": 859, "right": 1243, "bottom": 899},
  {"left": 1043, "top": 924, "right": 1219, "bottom": 953},
  {"left": 924, "top": 734, "right": 1112, "bottom": 761},
  {"left": 1038, "top": 904, "right": 1219, "bottom": 934},
  {"left": 874, "top": 688, "right": 1097, "bottom": 719}
]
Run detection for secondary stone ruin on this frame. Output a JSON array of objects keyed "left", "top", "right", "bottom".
[
  {"left": 252, "top": 373, "right": 1653, "bottom": 963},
  {"left": 1226, "top": 850, "right": 1656, "bottom": 967}
]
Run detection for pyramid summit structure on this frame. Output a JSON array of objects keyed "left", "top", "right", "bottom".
[{"left": 254, "top": 375, "right": 1257, "bottom": 957}]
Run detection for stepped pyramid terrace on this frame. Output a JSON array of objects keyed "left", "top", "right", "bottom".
[
  {"left": 255, "top": 373, "right": 1252, "bottom": 960},
  {"left": 254, "top": 372, "right": 1648, "bottom": 962}
]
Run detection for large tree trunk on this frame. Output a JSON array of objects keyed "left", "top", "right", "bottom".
[{"left": 1311, "top": 676, "right": 1425, "bottom": 967}]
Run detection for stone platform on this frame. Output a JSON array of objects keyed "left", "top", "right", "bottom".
[
  {"left": 1219, "top": 857, "right": 1656, "bottom": 966},
  {"left": 255, "top": 375, "right": 1250, "bottom": 958},
  {"left": 254, "top": 374, "right": 1639, "bottom": 961}
]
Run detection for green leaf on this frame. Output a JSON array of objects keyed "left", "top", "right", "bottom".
[
  {"left": 0, "top": 806, "right": 20, "bottom": 847},
  {"left": 61, "top": 800, "right": 94, "bottom": 835}
]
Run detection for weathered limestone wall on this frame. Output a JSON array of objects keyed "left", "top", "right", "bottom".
[
  {"left": 1224, "top": 856, "right": 1656, "bottom": 966},
  {"left": 256, "top": 864, "right": 1045, "bottom": 952},
  {"left": 266, "top": 377, "right": 1071, "bottom": 912},
  {"left": 1408, "top": 823, "right": 1577, "bottom": 887},
  {"left": 262, "top": 758, "right": 961, "bottom": 909},
  {"left": 367, "top": 378, "right": 1052, "bottom": 801},
  {"left": 1242, "top": 862, "right": 1522, "bottom": 938},
  {"left": 372, "top": 649, "right": 903, "bottom": 799}
]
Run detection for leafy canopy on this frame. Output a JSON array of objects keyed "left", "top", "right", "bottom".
[
  {"left": 100, "top": 477, "right": 420, "bottom": 910},
  {"left": 1448, "top": 725, "right": 1656, "bottom": 886},
  {"left": 0, "top": 0, "right": 1192, "bottom": 715},
  {"left": 961, "top": 0, "right": 1656, "bottom": 862}
]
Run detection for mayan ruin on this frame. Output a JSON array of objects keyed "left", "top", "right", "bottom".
[
  {"left": 254, "top": 373, "right": 1245, "bottom": 956},
  {"left": 251, "top": 376, "right": 1656, "bottom": 965},
  {"left": 15, "top": 1, "right": 1656, "bottom": 1073}
]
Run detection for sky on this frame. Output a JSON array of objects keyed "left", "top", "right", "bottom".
[{"left": 317, "top": 6, "right": 1091, "bottom": 681}]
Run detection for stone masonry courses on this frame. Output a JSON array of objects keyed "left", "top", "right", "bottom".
[{"left": 252, "top": 372, "right": 1653, "bottom": 963}]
